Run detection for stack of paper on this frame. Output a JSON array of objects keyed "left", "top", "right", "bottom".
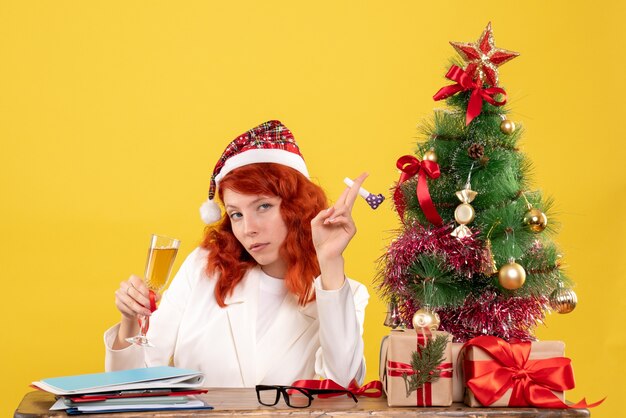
[{"left": 32, "top": 366, "right": 212, "bottom": 415}]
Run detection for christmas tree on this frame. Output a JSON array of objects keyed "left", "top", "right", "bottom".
[{"left": 379, "top": 23, "right": 578, "bottom": 342}]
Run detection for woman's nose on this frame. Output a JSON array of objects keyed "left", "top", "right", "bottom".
[{"left": 243, "top": 215, "right": 259, "bottom": 236}]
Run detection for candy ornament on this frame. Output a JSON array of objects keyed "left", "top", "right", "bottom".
[{"left": 451, "top": 186, "right": 478, "bottom": 239}]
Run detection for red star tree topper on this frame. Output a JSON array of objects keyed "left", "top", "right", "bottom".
[{"left": 450, "top": 22, "right": 519, "bottom": 87}]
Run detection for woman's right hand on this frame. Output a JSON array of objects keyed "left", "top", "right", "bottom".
[{"left": 114, "top": 275, "right": 154, "bottom": 321}]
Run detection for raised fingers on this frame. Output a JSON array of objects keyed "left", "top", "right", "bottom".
[
  {"left": 333, "top": 186, "right": 351, "bottom": 210},
  {"left": 344, "top": 172, "right": 368, "bottom": 210}
]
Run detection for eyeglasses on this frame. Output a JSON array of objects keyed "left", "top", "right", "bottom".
[{"left": 255, "top": 385, "right": 358, "bottom": 408}]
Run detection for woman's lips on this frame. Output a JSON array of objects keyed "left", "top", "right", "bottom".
[{"left": 249, "top": 243, "right": 269, "bottom": 252}]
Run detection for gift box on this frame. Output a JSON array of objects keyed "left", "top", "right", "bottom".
[
  {"left": 379, "top": 329, "right": 453, "bottom": 406},
  {"left": 451, "top": 342, "right": 465, "bottom": 402},
  {"left": 462, "top": 336, "right": 573, "bottom": 408}
]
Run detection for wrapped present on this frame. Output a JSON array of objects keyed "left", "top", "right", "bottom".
[
  {"left": 380, "top": 329, "right": 453, "bottom": 406},
  {"left": 451, "top": 342, "right": 465, "bottom": 402},
  {"left": 463, "top": 336, "right": 571, "bottom": 408}
]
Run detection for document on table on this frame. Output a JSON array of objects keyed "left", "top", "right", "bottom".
[{"left": 50, "top": 396, "right": 213, "bottom": 414}]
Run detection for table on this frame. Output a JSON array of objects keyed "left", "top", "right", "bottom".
[{"left": 15, "top": 388, "right": 590, "bottom": 417}]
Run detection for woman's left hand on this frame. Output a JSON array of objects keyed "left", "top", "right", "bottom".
[{"left": 311, "top": 172, "right": 368, "bottom": 263}]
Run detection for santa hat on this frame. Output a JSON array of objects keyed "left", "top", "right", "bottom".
[{"left": 200, "top": 120, "right": 309, "bottom": 224}]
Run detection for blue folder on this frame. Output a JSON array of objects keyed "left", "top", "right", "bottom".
[{"left": 34, "top": 366, "right": 205, "bottom": 395}]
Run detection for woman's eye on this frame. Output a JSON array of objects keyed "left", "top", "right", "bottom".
[
  {"left": 229, "top": 212, "right": 242, "bottom": 220},
  {"left": 259, "top": 203, "right": 272, "bottom": 211}
]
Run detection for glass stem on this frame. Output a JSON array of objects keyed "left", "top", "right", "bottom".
[{"left": 139, "top": 315, "right": 149, "bottom": 336}]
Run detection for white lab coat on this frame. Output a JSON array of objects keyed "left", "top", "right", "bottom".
[{"left": 104, "top": 247, "right": 369, "bottom": 387}]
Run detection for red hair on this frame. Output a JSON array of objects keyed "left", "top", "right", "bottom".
[{"left": 202, "top": 163, "right": 328, "bottom": 307}]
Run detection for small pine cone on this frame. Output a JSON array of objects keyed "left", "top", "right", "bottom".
[{"left": 468, "top": 143, "right": 485, "bottom": 159}]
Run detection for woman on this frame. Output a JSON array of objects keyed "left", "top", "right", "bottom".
[{"left": 104, "top": 120, "right": 369, "bottom": 388}]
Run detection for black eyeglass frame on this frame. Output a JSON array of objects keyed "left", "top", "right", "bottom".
[{"left": 255, "top": 384, "right": 358, "bottom": 408}]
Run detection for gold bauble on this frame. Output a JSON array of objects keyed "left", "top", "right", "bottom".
[
  {"left": 523, "top": 208, "right": 548, "bottom": 233},
  {"left": 412, "top": 308, "right": 441, "bottom": 331},
  {"left": 423, "top": 149, "right": 437, "bottom": 162},
  {"left": 500, "top": 119, "right": 516, "bottom": 134},
  {"left": 454, "top": 203, "right": 475, "bottom": 225},
  {"left": 498, "top": 261, "right": 526, "bottom": 290},
  {"left": 549, "top": 286, "right": 578, "bottom": 314}
]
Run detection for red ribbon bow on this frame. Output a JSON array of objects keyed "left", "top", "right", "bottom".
[
  {"left": 290, "top": 379, "right": 382, "bottom": 399},
  {"left": 394, "top": 155, "right": 443, "bottom": 226},
  {"left": 387, "top": 361, "right": 453, "bottom": 378},
  {"left": 463, "top": 336, "right": 604, "bottom": 409},
  {"left": 433, "top": 65, "right": 507, "bottom": 125}
]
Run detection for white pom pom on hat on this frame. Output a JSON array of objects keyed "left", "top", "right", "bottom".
[
  {"left": 199, "top": 120, "right": 309, "bottom": 224},
  {"left": 199, "top": 199, "right": 223, "bottom": 224}
]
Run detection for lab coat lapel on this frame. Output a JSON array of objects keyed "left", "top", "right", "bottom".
[
  {"left": 255, "top": 293, "right": 318, "bottom": 383},
  {"left": 225, "top": 267, "right": 260, "bottom": 387}
]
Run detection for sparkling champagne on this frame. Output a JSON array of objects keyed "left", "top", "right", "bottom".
[
  {"left": 127, "top": 234, "right": 180, "bottom": 347},
  {"left": 144, "top": 247, "right": 178, "bottom": 292}
]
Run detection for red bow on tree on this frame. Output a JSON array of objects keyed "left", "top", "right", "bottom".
[
  {"left": 462, "top": 336, "right": 604, "bottom": 409},
  {"left": 394, "top": 155, "right": 443, "bottom": 226},
  {"left": 433, "top": 65, "right": 507, "bottom": 125}
]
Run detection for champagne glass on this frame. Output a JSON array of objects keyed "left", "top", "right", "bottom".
[{"left": 126, "top": 234, "right": 180, "bottom": 347}]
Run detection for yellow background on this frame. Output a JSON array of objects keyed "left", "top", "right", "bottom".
[{"left": 1, "top": 1, "right": 623, "bottom": 416}]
